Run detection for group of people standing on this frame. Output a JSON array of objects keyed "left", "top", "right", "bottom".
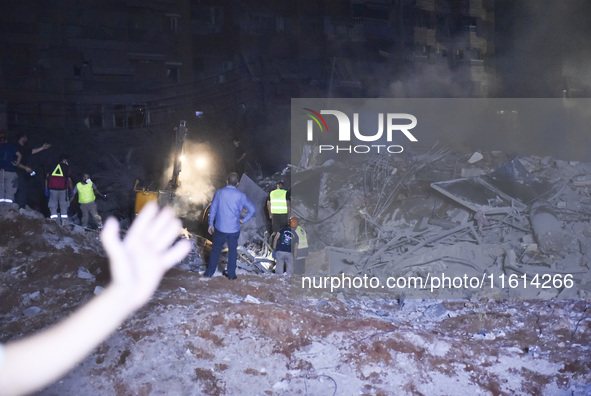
[
  {"left": 0, "top": 132, "right": 105, "bottom": 229},
  {"left": 204, "top": 136, "right": 308, "bottom": 278},
  {"left": 205, "top": 172, "right": 308, "bottom": 279}
]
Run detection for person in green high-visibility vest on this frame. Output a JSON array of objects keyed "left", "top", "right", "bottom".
[
  {"left": 293, "top": 218, "right": 308, "bottom": 275},
  {"left": 266, "top": 180, "right": 290, "bottom": 235},
  {"left": 70, "top": 172, "right": 106, "bottom": 229}
]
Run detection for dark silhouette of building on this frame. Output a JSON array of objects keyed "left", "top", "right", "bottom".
[{"left": 0, "top": 0, "right": 496, "bottom": 170}]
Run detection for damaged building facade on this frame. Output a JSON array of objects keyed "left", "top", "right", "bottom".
[{"left": 0, "top": 0, "right": 495, "bottom": 137}]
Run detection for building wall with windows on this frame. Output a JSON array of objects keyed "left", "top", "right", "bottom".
[{"left": 0, "top": 0, "right": 496, "bottom": 138}]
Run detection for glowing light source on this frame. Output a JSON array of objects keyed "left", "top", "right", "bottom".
[{"left": 195, "top": 156, "right": 207, "bottom": 169}]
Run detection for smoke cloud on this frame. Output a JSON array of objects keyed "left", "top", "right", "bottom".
[{"left": 162, "top": 140, "right": 216, "bottom": 220}]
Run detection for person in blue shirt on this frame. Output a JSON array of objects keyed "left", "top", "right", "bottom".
[{"left": 205, "top": 172, "right": 256, "bottom": 279}]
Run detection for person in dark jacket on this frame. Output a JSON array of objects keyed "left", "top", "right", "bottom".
[
  {"left": 14, "top": 133, "right": 51, "bottom": 209},
  {"left": 0, "top": 133, "right": 22, "bottom": 203},
  {"left": 46, "top": 154, "right": 72, "bottom": 222}
]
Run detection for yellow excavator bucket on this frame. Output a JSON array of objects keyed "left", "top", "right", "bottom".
[
  {"left": 134, "top": 190, "right": 159, "bottom": 215},
  {"left": 133, "top": 179, "right": 159, "bottom": 215}
]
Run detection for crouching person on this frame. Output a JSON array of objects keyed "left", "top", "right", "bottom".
[
  {"left": 71, "top": 173, "right": 106, "bottom": 229},
  {"left": 272, "top": 217, "right": 299, "bottom": 276}
]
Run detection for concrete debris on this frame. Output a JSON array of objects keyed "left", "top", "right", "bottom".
[
  {"left": 243, "top": 295, "right": 261, "bottom": 304},
  {"left": 491, "top": 157, "right": 535, "bottom": 182},
  {"left": 28, "top": 291, "right": 40, "bottom": 300},
  {"left": 77, "top": 266, "right": 95, "bottom": 281},
  {"left": 527, "top": 345, "right": 542, "bottom": 358},
  {"left": 423, "top": 303, "right": 448, "bottom": 320},
  {"left": 290, "top": 149, "right": 591, "bottom": 299},
  {"left": 23, "top": 306, "right": 42, "bottom": 317},
  {"left": 467, "top": 152, "right": 483, "bottom": 164},
  {"left": 238, "top": 173, "right": 269, "bottom": 232},
  {"left": 298, "top": 144, "right": 319, "bottom": 169},
  {"left": 460, "top": 167, "right": 486, "bottom": 178},
  {"left": 431, "top": 176, "right": 527, "bottom": 214},
  {"left": 572, "top": 175, "right": 591, "bottom": 187},
  {"left": 529, "top": 201, "right": 570, "bottom": 256},
  {"left": 472, "top": 329, "right": 496, "bottom": 340},
  {"left": 2, "top": 183, "right": 590, "bottom": 396}
]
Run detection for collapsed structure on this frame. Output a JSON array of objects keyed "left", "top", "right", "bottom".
[
  {"left": 1, "top": 149, "right": 590, "bottom": 395},
  {"left": 223, "top": 146, "right": 590, "bottom": 300}
]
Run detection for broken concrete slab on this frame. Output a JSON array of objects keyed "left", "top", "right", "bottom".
[
  {"left": 431, "top": 177, "right": 527, "bottom": 214},
  {"left": 238, "top": 173, "right": 269, "bottom": 230},
  {"left": 529, "top": 201, "right": 570, "bottom": 256},
  {"left": 432, "top": 157, "right": 556, "bottom": 215}
]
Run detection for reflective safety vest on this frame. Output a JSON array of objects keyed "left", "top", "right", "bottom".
[
  {"left": 77, "top": 182, "right": 96, "bottom": 203},
  {"left": 269, "top": 189, "right": 288, "bottom": 214},
  {"left": 295, "top": 225, "right": 308, "bottom": 249},
  {"left": 47, "top": 163, "right": 70, "bottom": 190}
]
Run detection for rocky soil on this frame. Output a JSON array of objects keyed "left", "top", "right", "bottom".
[{"left": 0, "top": 203, "right": 590, "bottom": 395}]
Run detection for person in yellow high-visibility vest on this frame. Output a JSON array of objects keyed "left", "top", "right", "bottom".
[
  {"left": 266, "top": 180, "right": 290, "bottom": 234},
  {"left": 70, "top": 173, "right": 106, "bottom": 229},
  {"left": 292, "top": 218, "right": 308, "bottom": 275}
]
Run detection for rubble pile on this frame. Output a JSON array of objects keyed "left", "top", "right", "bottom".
[
  {"left": 292, "top": 148, "right": 591, "bottom": 299},
  {"left": 0, "top": 178, "right": 590, "bottom": 394}
]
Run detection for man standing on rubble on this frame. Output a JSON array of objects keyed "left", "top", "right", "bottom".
[
  {"left": 70, "top": 172, "right": 106, "bottom": 229},
  {"left": 0, "top": 132, "right": 21, "bottom": 204},
  {"left": 205, "top": 172, "right": 256, "bottom": 280},
  {"left": 14, "top": 133, "right": 51, "bottom": 210},
  {"left": 266, "top": 180, "right": 290, "bottom": 235},
  {"left": 46, "top": 154, "right": 72, "bottom": 223}
]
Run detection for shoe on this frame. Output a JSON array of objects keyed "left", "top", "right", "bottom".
[{"left": 223, "top": 270, "right": 237, "bottom": 280}]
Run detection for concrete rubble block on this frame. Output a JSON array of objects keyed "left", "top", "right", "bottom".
[
  {"left": 238, "top": 173, "right": 269, "bottom": 231},
  {"left": 461, "top": 167, "right": 486, "bottom": 178},
  {"left": 467, "top": 152, "right": 483, "bottom": 164},
  {"left": 302, "top": 248, "right": 331, "bottom": 275},
  {"left": 571, "top": 175, "right": 591, "bottom": 187},
  {"left": 529, "top": 201, "right": 568, "bottom": 256},
  {"left": 23, "top": 306, "right": 42, "bottom": 316},
  {"left": 77, "top": 266, "right": 95, "bottom": 281}
]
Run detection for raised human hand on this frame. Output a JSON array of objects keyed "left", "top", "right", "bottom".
[{"left": 100, "top": 202, "right": 191, "bottom": 311}]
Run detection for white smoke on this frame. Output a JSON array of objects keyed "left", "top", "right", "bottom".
[{"left": 162, "top": 140, "right": 217, "bottom": 220}]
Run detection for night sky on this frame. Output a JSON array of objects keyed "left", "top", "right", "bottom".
[{"left": 494, "top": 0, "right": 591, "bottom": 97}]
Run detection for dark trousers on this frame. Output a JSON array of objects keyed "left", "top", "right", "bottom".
[
  {"left": 14, "top": 170, "right": 28, "bottom": 209},
  {"left": 206, "top": 229, "right": 240, "bottom": 278}
]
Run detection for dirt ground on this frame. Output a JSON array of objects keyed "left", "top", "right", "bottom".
[{"left": 0, "top": 201, "right": 590, "bottom": 395}]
